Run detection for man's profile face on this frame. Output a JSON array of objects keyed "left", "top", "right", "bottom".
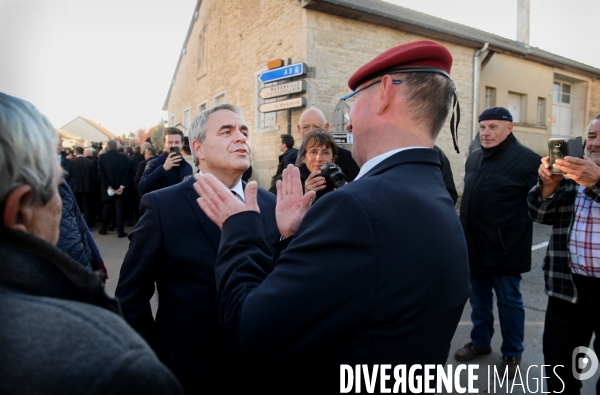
[
  {"left": 585, "top": 120, "right": 600, "bottom": 166},
  {"left": 164, "top": 134, "right": 183, "bottom": 151},
  {"left": 297, "top": 109, "right": 329, "bottom": 139},
  {"left": 198, "top": 109, "right": 251, "bottom": 174},
  {"left": 479, "top": 120, "right": 512, "bottom": 149},
  {"left": 279, "top": 140, "right": 288, "bottom": 152}
]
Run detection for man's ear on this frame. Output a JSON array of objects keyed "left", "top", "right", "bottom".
[
  {"left": 192, "top": 139, "right": 204, "bottom": 161},
  {"left": 324, "top": 123, "right": 330, "bottom": 132},
  {"left": 375, "top": 75, "right": 395, "bottom": 115},
  {"left": 3, "top": 185, "right": 35, "bottom": 234}
]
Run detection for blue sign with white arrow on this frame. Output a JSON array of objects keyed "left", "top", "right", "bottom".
[{"left": 259, "top": 63, "right": 306, "bottom": 83}]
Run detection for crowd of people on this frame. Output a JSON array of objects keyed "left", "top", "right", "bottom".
[
  {"left": 1, "top": 38, "right": 599, "bottom": 395},
  {"left": 55, "top": 130, "right": 199, "bottom": 240}
]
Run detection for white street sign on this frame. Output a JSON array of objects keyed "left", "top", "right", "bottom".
[
  {"left": 259, "top": 80, "right": 306, "bottom": 99},
  {"left": 259, "top": 97, "right": 306, "bottom": 113}
]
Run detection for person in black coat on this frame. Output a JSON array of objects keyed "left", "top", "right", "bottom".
[
  {"left": 193, "top": 40, "right": 469, "bottom": 392},
  {"left": 269, "top": 133, "right": 298, "bottom": 193},
  {"left": 433, "top": 145, "right": 458, "bottom": 205},
  {"left": 57, "top": 140, "right": 76, "bottom": 189},
  {"left": 133, "top": 147, "right": 156, "bottom": 198},
  {"left": 456, "top": 107, "right": 541, "bottom": 376},
  {"left": 97, "top": 140, "right": 131, "bottom": 237},
  {"left": 116, "top": 104, "right": 279, "bottom": 394},
  {"left": 71, "top": 146, "right": 96, "bottom": 227}
]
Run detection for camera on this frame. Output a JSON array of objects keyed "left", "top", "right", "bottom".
[{"left": 317, "top": 162, "right": 346, "bottom": 199}]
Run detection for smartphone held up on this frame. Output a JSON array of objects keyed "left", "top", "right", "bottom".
[{"left": 548, "top": 136, "right": 583, "bottom": 175}]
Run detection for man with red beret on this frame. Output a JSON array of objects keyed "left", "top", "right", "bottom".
[
  {"left": 456, "top": 107, "right": 540, "bottom": 377},
  {"left": 193, "top": 40, "right": 469, "bottom": 392}
]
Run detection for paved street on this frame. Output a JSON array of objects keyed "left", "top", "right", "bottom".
[{"left": 93, "top": 220, "right": 598, "bottom": 394}]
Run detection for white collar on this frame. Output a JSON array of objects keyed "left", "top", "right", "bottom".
[
  {"left": 354, "top": 146, "right": 428, "bottom": 181},
  {"left": 197, "top": 170, "right": 245, "bottom": 202}
]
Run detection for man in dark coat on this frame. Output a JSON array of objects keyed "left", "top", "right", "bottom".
[
  {"left": 116, "top": 104, "right": 279, "bottom": 394},
  {"left": 193, "top": 40, "right": 469, "bottom": 392},
  {"left": 434, "top": 144, "right": 458, "bottom": 205},
  {"left": 456, "top": 107, "right": 541, "bottom": 377},
  {"left": 137, "top": 127, "right": 192, "bottom": 195},
  {"left": 134, "top": 147, "right": 156, "bottom": 195},
  {"left": 269, "top": 133, "right": 297, "bottom": 193},
  {"left": 97, "top": 140, "right": 131, "bottom": 237},
  {"left": 57, "top": 139, "right": 76, "bottom": 188},
  {"left": 0, "top": 92, "right": 183, "bottom": 395},
  {"left": 71, "top": 146, "right": 96, "bottom": 227}
]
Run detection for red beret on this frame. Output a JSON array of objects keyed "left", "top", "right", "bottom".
[{"left": 348, "top": 40, "right": 453, "bottom": 90}]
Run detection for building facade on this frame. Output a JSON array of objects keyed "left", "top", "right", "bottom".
[{"left": 164, "top": 0, "right": 600, "bottom": 192}]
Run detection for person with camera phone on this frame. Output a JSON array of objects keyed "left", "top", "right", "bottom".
[
  {"left": 138, "top": 127, "right": 192, "bottom": 195},
  {"left": 298, "top": 130, "right": 346, "bottom": 202},
  {"left": 528, "top": 115, "right": 600, "bottom": 394}
]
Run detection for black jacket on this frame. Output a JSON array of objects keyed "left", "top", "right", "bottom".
[
  {"left": 269, "top": 147, "right": 298, "bottom": 193},
  {"left": 460, "top": 133, "right": 541, "bottom": 274},
  {"left": 72, "top": 156, "right": 96, "bottom": 193},
  {"left": 434, "top": 145, "right": 458, "bottom": 205},
  {"left": 97, "top": 150, "right": 131, "bottom": 201}
]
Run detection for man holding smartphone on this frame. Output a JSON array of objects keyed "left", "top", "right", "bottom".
[
  {"left": 528, "top": 114, "right": 600, "bottom": 394},
  {"left": 138, "top": 127, "right": 192, "bottom": 195},
  {"left": 456, "top": 107, "right": 541, "bottom": 377}
]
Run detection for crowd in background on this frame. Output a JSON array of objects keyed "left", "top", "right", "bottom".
[{"left": 58, "top": 136, "right": 194, "bottom": 235}]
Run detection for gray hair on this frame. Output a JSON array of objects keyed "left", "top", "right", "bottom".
[
  {"left": 0, "top": 92, "right": 59, "bottom": 207},
  {"left": 188, "top": 103, "right": 244, "bottom": 144}
]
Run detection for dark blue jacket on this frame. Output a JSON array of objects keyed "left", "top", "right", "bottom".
[
  {"left": 56, "top": 180, "right": 93, "bottom": 270},
  {"left": 137, "top": 152, "right": 192, "bottom": 195},
  {"left": 213, "top": 148, "right": 470, "bottom": 391},
  {"left": 115, "top": 177, "right": 279, "bottom": 393}
]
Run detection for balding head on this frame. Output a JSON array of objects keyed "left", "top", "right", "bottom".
[{"left": 297, "top": 107, "right": 329, "bottom": 139}]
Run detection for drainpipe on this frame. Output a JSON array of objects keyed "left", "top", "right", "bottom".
[{"left": 472, "top": 42, "right": 489, "bottom": 140}]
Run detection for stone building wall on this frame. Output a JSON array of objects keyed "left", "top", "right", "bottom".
[{"left": 165, "top": 0, "right": 600, "bottom": 193}]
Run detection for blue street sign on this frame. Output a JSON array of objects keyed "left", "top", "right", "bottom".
[{"left": 259, "top": 63, "right": 306, "bottom": 83}]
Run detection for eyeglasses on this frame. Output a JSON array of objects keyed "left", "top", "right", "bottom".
[{"left": 338, "top": 79, "right": 402, "bottom": 123}]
